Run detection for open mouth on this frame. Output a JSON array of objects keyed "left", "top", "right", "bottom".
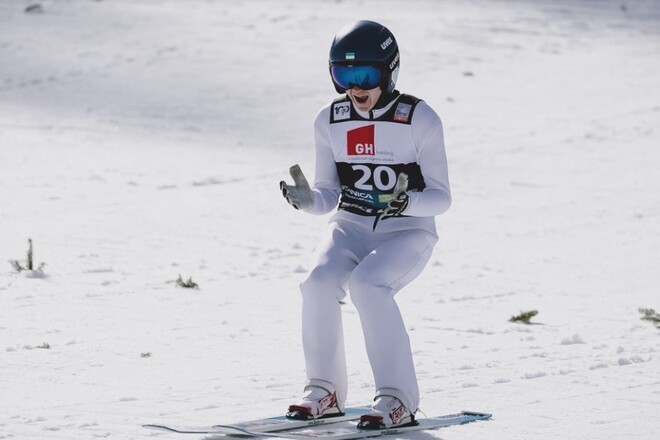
[{"left": 354, "top": 95, "right": 369, "bottom": 104}]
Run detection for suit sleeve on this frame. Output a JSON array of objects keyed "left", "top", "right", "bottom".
[
  {"left": 303, "top": 107, "right": 341, "bottom": 215},
  {"left": 405, "top": 102, "right": 452, "bottom": 217}
]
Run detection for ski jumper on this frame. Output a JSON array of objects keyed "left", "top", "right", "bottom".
[{"left": 299, "top": 91, "right": 451, "bottom": 413}]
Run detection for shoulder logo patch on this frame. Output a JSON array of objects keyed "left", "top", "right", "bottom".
[
  {"left": 393, "top": 102, "right": 412, "bottom": 122},
  {"left": 333, "top": 101, "right": 351, "bottom": 121}
]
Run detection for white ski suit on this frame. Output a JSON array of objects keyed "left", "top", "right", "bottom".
[{"left": 299, "top": 91, "right": 451, "bottom": 412}]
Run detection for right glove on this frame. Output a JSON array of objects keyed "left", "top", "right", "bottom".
[
  {"left": 280, "top": 164, "right": 313, "bottom": 211},
  {"left": 372, "top": 172, "right": 409, "bottom": 230}
]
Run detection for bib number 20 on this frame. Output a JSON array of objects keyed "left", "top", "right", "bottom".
[{"left": 353, "top": 165, "right": 397, "bottom": 191}]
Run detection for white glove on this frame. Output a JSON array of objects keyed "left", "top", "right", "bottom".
[
  {"left": 372, "top": 173, "right": 409, "bottom": 230},
  {"left": 280, "top": 164, "right": 313, "bottom": 211}
]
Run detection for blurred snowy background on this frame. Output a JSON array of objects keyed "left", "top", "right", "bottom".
[{"left": 1, "top": 1, "right": 659, "bottom": 439}]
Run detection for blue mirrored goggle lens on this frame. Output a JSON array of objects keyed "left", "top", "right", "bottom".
[{"left": 330, "top": 64, "right": 382, "bottom": 90}]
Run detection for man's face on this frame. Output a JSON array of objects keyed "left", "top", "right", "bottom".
[{"left": 347, "top": 86, "right": 382, "bottom": 112}]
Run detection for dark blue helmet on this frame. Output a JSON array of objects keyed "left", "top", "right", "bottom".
[{"left": 329, "top": 20, "right": 400, "bottom": 94}]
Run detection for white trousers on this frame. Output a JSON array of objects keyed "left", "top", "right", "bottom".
[{"left": 300, "top": 220, "right": 437, "bottom": 412}]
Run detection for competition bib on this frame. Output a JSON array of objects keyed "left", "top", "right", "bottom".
[{"left": 329, "top": 94, "right": 426, "bottom": 217}]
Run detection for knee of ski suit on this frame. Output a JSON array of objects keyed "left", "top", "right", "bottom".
[
  {"left": 300, "top": 264, "right": 348, "bottom": 302},
  {"left": 348, "top": 272, "right": 395, "bottom": 311}
]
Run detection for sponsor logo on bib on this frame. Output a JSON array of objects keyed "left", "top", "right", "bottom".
[{"left": 347, "top": 124, "right": 375, "bottom": 156}]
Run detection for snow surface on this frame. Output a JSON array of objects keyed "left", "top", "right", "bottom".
[{"left": 1, "top": 0, "right": 660, "bottom": 439}]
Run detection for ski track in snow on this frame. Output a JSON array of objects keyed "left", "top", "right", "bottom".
[{"left": 1, "top": 1, "right": 660, "bottom": 439}]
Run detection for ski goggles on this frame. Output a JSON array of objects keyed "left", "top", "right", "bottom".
[{"left": 330, "top": 64, "right": 383, "bottom": 90}]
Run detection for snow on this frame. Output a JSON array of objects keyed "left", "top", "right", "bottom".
[{"left": 1, "top": 0, "right": 659, "bottom": 439}]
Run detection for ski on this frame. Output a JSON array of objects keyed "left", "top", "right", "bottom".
[
  {"left": 212, "top": 411, "right": 492, "bottom": 439},
  {"left": 143, "top": 406, "right": 370, "bottom": 435}
]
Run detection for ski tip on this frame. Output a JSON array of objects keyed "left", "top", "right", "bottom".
[
  {"left": 461, "top": 411, "right": 493, "bottom": 420},
  {"left": 142, "top": 424, "right": 174, "bottom": 432},
  {"left": 142, "top": 424, "right": 215, "bottom": 434}
]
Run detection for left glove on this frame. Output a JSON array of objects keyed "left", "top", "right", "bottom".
[
  {"left": 373, "top": 173, "right": 409, "bottom": 230},
  {"left": 280, "top": 164, "right": 313, "bottom": 211}
]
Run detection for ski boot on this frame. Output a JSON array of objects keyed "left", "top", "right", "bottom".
[
  {"left": 287, "top": 380, "right": 343, "bottom": 420},
  {"left": 358, "top": 388, "right": 416, "bottom": 430}
]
